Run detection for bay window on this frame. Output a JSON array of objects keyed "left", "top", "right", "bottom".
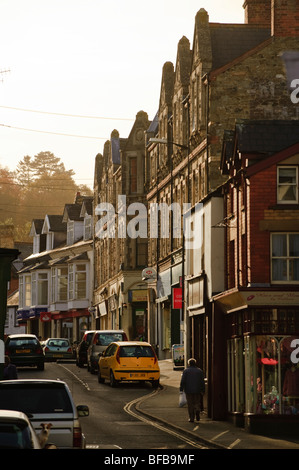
[{"left": 68, "top": 263, "right": 87, "bottom": 300}]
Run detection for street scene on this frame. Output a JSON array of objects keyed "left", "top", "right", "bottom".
[{"left": 1, "top": 0, "right": 299, "bottom": 457}]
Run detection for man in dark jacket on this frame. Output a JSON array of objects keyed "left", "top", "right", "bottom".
[
  {"left": 3, "top": 356, "right": 18, "bottom": 380},
  {"left": 180, "top": 358, "right": 205, "bottom": 422}
]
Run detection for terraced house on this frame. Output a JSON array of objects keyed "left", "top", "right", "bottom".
[{"left": 17, "top": 194, "right": 94, "bottom": 341}]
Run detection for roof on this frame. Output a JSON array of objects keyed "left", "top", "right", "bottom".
[
  {"left": 235, "top": 119, "right": 299, "bottom": 155},
  {"left": 46, "top": 215, "right": 67, "bottom": 232},
  {"left": 210, "top": 24, "right": 270, "bottom": 71},
  {"left": 221, "top": 119, "right": 299, "bottom": 175}
]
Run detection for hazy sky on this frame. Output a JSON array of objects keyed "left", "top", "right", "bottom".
[{"left": 0, "top": 0, "right": 244, "bottom": 188}]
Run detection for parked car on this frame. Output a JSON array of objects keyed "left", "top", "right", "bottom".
[
  {"left": 87, "top": 330, "right": 128, "bottom": 374},
  {"left": 98, "top": 341, "right": 160, "bottom": 388},
  {"left": 0, "top": 379, "right": 89, "bottom": 449},
  {"left": 43, "top": 338, "right": 74, "bottom": 362},
  {"left": 0, "top": 410, "right": 41, "bottom": 449},
  {"left": 5, "top": 334, "right": 45, "bottom": 370},
  {"left": 75, "top": 330, "right": 96, "bottom": 367}
]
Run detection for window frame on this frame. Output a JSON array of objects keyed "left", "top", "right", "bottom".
[
  {"left": 277, "top": 165, "right": 298, "bottom": 204},
  {"left": 271, "top": 232, "right": 299, "bottom": 284}
]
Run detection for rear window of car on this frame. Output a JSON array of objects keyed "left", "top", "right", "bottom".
[
  {"left": 47, "top": 340, "right": 70, "bottom": 347},
  {"left": 0, "top": 383, "right": 73, "bottom": 414},
  {"left": 119, "top": 346, "right": 155, "bottom": 358},
  {"left": 0, "top": 422, "right": 34, "bottom": 449},
  {"left": 95, "top": 333, "right": 126, "bottom": 346},
  {"left": 7, "top": 338, "right": 39, "bottom": 347}
]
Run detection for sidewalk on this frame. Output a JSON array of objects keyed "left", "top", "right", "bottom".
[{"left": 136, "top": 360, "right": 299, "bottom": 450}]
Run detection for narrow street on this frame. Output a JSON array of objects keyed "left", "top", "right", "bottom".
[{"left": 16, "top": 362, "right": 206, "bottom": 450}]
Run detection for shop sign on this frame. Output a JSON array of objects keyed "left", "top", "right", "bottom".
[
  {"left": 243, "top": 291, "right": 299, "bottom": 306},
  {"left": 129, "top": 290, "right": 148, "bottom": 302},
  {"left": 40, "top": 312, "right": 52, "bottom": 322},
  {"left": 172, "top": 288, "right": 182, "bottom": 309}
]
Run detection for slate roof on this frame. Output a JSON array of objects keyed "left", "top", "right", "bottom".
[
  {"left": 210, "top": 24, "right": 271, "bottom": 71},
  {"left": 235, "top": 119, "right": 299, "bottom": 154},
  {"left": 47, "top": 214, "right": 67, "bottom": 231}
]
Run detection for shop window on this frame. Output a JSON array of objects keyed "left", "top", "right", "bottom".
[
  {"left": 244, "top": 335, "right": 299, "bottom": 415},
  {"left": 277, "top": 166, "right": 298, "bottom": 204},
  {"left": 271, "top": 233, "right": 299, "bottom": 283}
]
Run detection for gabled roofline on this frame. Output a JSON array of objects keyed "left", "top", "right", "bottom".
[{"left": 246, "top": 141, "right": 299, "bottom": 177}]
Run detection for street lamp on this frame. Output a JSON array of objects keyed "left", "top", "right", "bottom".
[{"left": 148, "top": 137, "right": 188, "bottom": 150}]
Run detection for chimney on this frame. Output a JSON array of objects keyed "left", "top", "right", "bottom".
[
  {"left": 271, "top": 0, "right": 299, "bottom": 37},
  {"left": 243, "top": 0, "right": 271, "bottom": 27}
]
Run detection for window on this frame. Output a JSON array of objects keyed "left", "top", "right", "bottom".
[
  {"left": 68, "top": 263, "right": 87, "bottom": 300},
  {"left": 32, "top": 272, "right": 48, "bottom": 305},
  {"left": 277, "top": 166, "right": 298, "bottom": 204},
  {"left": 271, "top": 233, "right": 299, "bottom": 282},
  {"left": 84, "top": 216, "right": 92, "bottom": 240},
  {"left": 52, "top": 267, "right": 68, "bottom": 302},
  {"left": 130, "top": 157, "right": 137, "bottom": 193},
  {"left": 25, "top": 275, "right": 31, "bottom": 307},
  {"left": 67, "top": 221, "right": 74, "bottom": 245},
  {"left": 244, "top": 335, "right": 299, "bottom": 416}
]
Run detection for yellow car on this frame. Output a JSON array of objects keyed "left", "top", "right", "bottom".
[{"left": 98, "top": 341, "right": 160, "bottom": 388}]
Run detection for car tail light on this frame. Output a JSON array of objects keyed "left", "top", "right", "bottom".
[
  {"left": 67, "top": 347, "right": 72, "bottom": 353},
  {"left": 73, "top": 425, "right": 82, "bottom": 448},
  {"left": 150, "top": 346, "right": 157, "bottom": 364},
  {"left": 45, "top": 347, "right": 49, "bottom": 352},
  {"left": 36, "top": 347, "right": 43, "bottom": 354},
  {"left": 116, "top": 348, "right": 121, "bottom": 364}
]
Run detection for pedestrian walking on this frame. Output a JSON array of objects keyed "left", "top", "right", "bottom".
[
  {"left": 3, "top": 355, "right": 18, "bottom": 380},
  {"left": 180, "top": 358, "right": 205, "bottom": 422}
]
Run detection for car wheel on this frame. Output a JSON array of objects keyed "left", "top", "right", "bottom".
[
  {"left": 152, "top": 380, "right": 159, "bottom": 389},
  {"left": 98, "top": 371, "right": 105, "bottom": 384},
  {"left": 109, "top": 370, "right": 118, "bottom": 387}
]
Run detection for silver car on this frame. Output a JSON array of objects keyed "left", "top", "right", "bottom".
[
  {"left": 0, "top": 410, "right": 41, "bottom": 449},
  {"left": 87, "top": 330, "right": 128, "bottom": 374},
  {"left": 0, "top": 379, "right": 89, "bottom": 449},
  {"left": 43, "top": 338, "right": 74, "bottom": 362}
]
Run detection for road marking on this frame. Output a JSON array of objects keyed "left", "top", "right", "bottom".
[
  {"left": 212, "top": 430, "right": 229, "bottom": 441},
  {"left": 228, "top": 439, "right": 241, "bottom": 449},
  {"left": 124, "top": 394, "right": 208, "bottom": 449},
  {"left": 58, "top": 363, "right": 91, "bottom": 391}
]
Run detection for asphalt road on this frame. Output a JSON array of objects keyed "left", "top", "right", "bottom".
[{"left": 16, "top": 361, "right": 206, "bottom": 450}]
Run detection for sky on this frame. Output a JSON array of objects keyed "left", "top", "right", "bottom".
[{"left": 0, "top": 0, "right": 244, "bottom": 189}]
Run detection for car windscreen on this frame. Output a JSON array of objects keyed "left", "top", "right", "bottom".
[
  {"left": 96, "top": 333, "right": 125, "bottom": 346},
  {"left": 0, "top": 383, "right": 73, "bottom": 415},
  {"left": 119, "top": 346, "right": 155, "bottom": 358},
  {"left": 0, "top": 422, "right": 35, "bottom": 449}
]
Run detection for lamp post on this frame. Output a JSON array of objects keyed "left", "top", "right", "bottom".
[{"left": 0, "top": 248, "right": 20, "bottom": 380}]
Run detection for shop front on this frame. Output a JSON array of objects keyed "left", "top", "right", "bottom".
[{"left": 215, "top": 288, "right": 299, "bottom": 435}]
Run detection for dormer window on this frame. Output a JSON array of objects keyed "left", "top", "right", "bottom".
[
  {"left": 67, "top": 220, "right": 74, "bottom": 245},
  {"left": 277, "top": 166, "right": 298, "bottom": 204},
  {"left": 84, "top": 216, "right": 92, "bottom": 241}
]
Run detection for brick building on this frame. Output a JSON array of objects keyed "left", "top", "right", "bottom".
[
  {"left": 145, "top": 0, "right": 299, "bottom": 427},
  {"left": 216, "top": 120, "right": 299, "bottom": 434}
]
